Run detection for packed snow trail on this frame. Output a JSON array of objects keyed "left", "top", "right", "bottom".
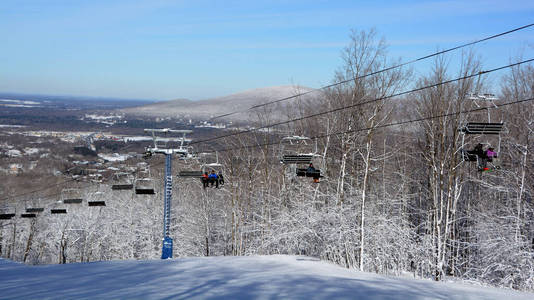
[{"left": 1, "top": 255, "right": 532, "bottom": 300}]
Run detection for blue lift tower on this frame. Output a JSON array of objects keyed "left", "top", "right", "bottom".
[{"left": 144, "top": 128, "right": 193, "bottom": 259}]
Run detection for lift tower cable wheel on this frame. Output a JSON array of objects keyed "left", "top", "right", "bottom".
[{"left": 143, "top": 128, "right": 193, "bottom": 259}]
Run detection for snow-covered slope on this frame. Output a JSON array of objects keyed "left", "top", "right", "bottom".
[
  {"left": 122, "top": 85, "right": 319, "bottom": 121},
  {"left": 1, "top": 255, "right": 532, "bottom": 300}
]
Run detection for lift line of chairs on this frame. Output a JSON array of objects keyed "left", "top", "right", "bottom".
[
  {"left": 3, "top": 133, "right": 330, "bottom": 222},
  {"left": 0, "top": 188, "right": 108, "bottom": 220}
]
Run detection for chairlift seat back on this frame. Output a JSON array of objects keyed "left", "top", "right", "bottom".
[
  {"left": 135, "top": 188, "right": 155, "bottom": 194},
  {"left": 21, "top": 213, "right": 36, "bottom": 218},
  {"left": 26, "top": 208, "right": 44, "bottom": 213},
  {"left": 282, "top": 155, "right": 313, "bottom": 164},
  {"left": 64, "top": 198, "right": 83, "bottom": 204},
  {"left": 461, "top": 122, "right": 503, "bottom": 135},
  {"left": 112, "top": 183, "right": 134, "bottom": 190},
  {"left": 88, "top": 201, "right": 106, "bottom": 207},
  {"left": 51, "top": 209, "right": 67, "bottom": 214}
]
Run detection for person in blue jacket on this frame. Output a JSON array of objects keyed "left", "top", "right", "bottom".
[{"left": 208, "top": 170, "right": 219, "bottom": 188}]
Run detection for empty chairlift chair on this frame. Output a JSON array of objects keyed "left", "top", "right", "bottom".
[
  {"left": 111, "top": 172, "right": 134, "bottom": 190},
  {"left": 178, "top": 151, "right": 206, "bottom": 186},
  {"left": 88, "top": 191, "right": 106, "bottom": 207},
  {"left": 26, "top": 207, "right": 44, "bottom": 213},
  {"left": 0, "top": 207, "right": 15, "bottom": 220},
  {"left": 62, "top": 188, "right": 83, "bottom": 204},
  {"left": 135, "top": 178, "right": 155, "bottom": 194},
  {"left": 50, "top": 208, "right": 67, "bottom": 214},
  {"left": 21, "top": 206, "right": 42, "bottom": 218},
  {"left": 50, "top": 201, "right": 67, "bottom": 214},
  {"left": 23, "top": 208, "right": 42, "bottom": 218},
  {"left": 20, "top": 213, "right": 36, "bottom": 218}
]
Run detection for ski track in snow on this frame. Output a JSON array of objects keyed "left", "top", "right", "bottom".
[{"left": 1, "top": 255, "right": 533, "bottom": 300}]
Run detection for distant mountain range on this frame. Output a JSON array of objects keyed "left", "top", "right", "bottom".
[
  {"left": 0, "top": 92, "right": 156, "bottom": 109},
  {"left": 121, "top": 85, "right": 322, "bottom": 121}
]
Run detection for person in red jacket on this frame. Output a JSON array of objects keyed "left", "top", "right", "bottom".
[{"left": 201, "top": 172, "right": 209, "bottom": 188}]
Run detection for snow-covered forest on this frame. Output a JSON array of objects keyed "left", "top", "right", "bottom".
[{"left": 1, "top": 29, "right": 534, "bottom": 292}]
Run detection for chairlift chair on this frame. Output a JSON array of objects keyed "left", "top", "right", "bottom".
[
  {"left": 62, "top": 188, "right": 83, "bottom": 204},
  {"left": 460, "top": 90, "right": 504, "bottom": 171},
  {"left": 0, "top": 212, "right": 15, "bottom": 219},
  {"left": 25, "top": 198, "right": 45, "bottom": 214},
  {"left": 280, "top": 135, "right": 324, "bottom": 181},
  {"left": 26, "top": 207, "right": 44, "bottom": 213},
  {"left": 88, "top": 191, "right": 106, "bottom": 207},
  {"left": 21, "top": 213, "right": 36, "bottom": 218},
  {"left": 135, "top": 178, "right": 155, "bottom": 195},
  {"left": 50, "top": 201, "right": 67, "bottom": 214},
  {"left": 21, "top": 200, "right": 41, "bottom": 217},
  {"left": 111, "top": 172, "right": 134, "bottom": 190},
  {"left": 459, "top": 125, "right": 503, "bottom": 171},
  {"left": 197, "top": 152, "right": 226, "bottom": 188},
  {"left": 0, "top": 206, "right": 16, "bottom": 219},
  {"left": 177, "top": 151, "right": 203, "bottom": 178}
]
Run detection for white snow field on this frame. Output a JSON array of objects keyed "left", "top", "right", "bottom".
[{"left": 1, "top": 255, "right": 533, "bottom": 300}]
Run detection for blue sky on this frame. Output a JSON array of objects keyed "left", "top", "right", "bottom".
[{"left": 0, "top": 0, "right": 533, "bottom": 100}]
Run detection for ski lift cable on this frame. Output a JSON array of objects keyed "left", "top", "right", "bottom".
[
  {"left": 207, "top": 96, "right": 534, "bottom": 155},
  {"left": 2, "top": 58, "right": 532, "bottom": 202},
  {"left": 191, "top": 58, "right": 534, "bottom": 147},
  {"left": 2, "top": 57, "right": 533, "bottom": 202},
  {"left": 3, "top": 96, "right": 532, "bottom": 203},
  {"left": 9, "top": 59, "right": 530, "bottom": 202},
  {"left": 208, "top": 23, "right": 534, "bottom": 121}
]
